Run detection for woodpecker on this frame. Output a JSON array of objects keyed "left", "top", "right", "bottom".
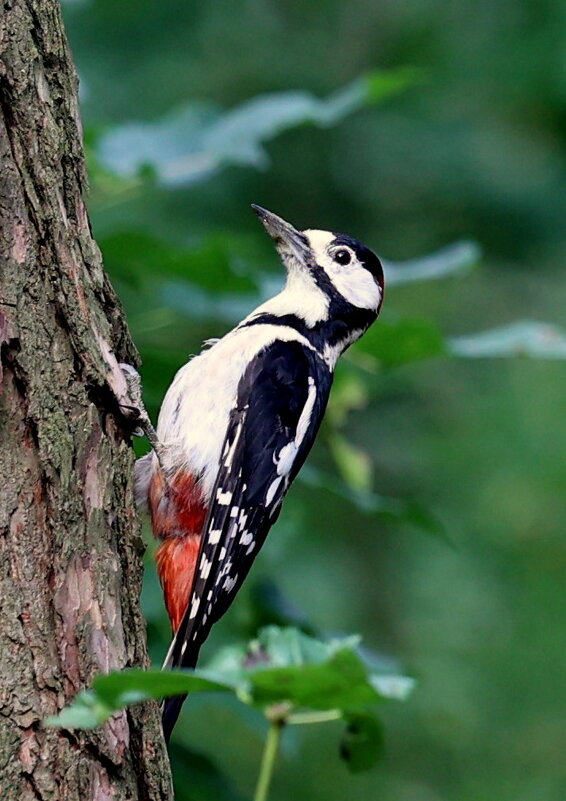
[{"left": 134, "top": 206, "right": 384, "bottom": 741}]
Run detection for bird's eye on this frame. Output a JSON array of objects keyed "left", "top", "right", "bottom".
[{"left": 334, "top": 249, "right": 351, "bottom": 265}]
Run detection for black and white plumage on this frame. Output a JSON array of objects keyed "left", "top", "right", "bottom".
[{"left": 137, "top": 206, "right": 384, "bottom": 740}]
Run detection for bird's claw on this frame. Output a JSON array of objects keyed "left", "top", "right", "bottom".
[{"left": 119, "top": 363, "right": 166, "bottom": 467}]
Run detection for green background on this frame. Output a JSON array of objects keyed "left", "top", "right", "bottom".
[{"left": 63, "top": 1, "right": 566, "bottom": 798}]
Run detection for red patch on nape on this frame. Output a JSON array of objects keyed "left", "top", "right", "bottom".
[
  {"left": 148, "top": 467, "right": 208, "bottom": 631},
  {"left": 156, "top": 535, "right": 201, "bottom": 632}
]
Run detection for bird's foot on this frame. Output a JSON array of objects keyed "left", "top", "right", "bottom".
[{"left": 119, "top": 363, "right": 166, "bottom": 469}]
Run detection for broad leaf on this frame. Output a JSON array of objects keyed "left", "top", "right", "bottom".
[
  {"left": 45, "top": 668, "right": 240, "bottom": 729},
  {"left": 385, "top": 240, "right": 481, "bottom": 286},
  {"left": 249, "top": 649, "right": 381, "bottom": 710},
  {"left": 98, "top": 70, "right": 417, "bottom": 186},
  {"left": 449, "top": 320, "right": 566, "bottom": 360},
  {"left": 46, "top": 627, "right": 413, "bottom": 730}
]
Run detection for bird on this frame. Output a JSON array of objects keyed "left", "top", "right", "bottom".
[{"left": 134, "top": 205, "right": 385, "bottom": 741}]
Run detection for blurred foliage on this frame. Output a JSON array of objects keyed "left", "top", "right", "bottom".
[
  {"left": 62, "top": 0, "right": 566, "bottom": 799},
  {"left": 47, "top": 626, "right": 411, "bottom": 733},
  {"left": 49, "top": 626, "right": 413, "bottom": 797}
]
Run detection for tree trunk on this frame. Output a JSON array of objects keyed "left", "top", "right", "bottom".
[{"left": 0, "top": 2, "right": 173, "bottom": 799}]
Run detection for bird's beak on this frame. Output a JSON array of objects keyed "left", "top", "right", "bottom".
[{"left": 251, "top": 205, "right": 310, "bottom": 266}]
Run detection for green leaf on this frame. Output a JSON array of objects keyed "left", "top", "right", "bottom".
[
  {"left": 46, "top": 627, "right": 413, "bottom": 730},
  {"left": 256, "top": 625, "right": 334, "bottom": 666},
  {"left": 326, "top": 369, "right": 370, "bottom": 426},
  {"left": 93, "top": 667, "right": 240, "bottom": 706},
  {"left": 328, "top": 433, "right": 373, "bottom": 492},
  {"left": 299, "top": 464, "right": 445, "bottom": 537},
  {"left": 98, "top": 70, "right": 415, "bottom": 186},
  {"left": 242, "top": 627, "right": 389, "bottom": 712},
  {"left": 356, "top": 316, "right": 447, "bottom": 367},
  {"left": 46, "top": 669, "right": 240, "bottom": 730},
  {"left": 339, "top": 711, "right": 384, "bottom": 773},
  {"left": 365, "top": 67, "right": 424, "bottom": 102},
  {"left": 101, "top": 231, "right": 258, "bottom": 294},
  {"left": 449, "top": 320, "right": 566, "bottom": 360},
  {"left": 371, "top": 674, "right": 416, "bottom": 701},
  {"left": 249, "top": 648, "right": 381, "bottom": 711},
  {"left": 384, "top": 240, "right": 481, "bottom": 286},
  {"left": 44, "top": 691, "right": 111, "bottom": 729}
]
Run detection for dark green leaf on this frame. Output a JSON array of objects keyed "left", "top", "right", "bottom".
[
  {"left": 249, "top": 648, "right": 381, "bottom": 711},
  {"left": 355, "top": 317, "right": 447, "bottom": 367},
  {"left": 340, "top": 711, "right": 384, "bottom": 773},
  {"left": 299, "top": 464, "right": 445, "bottom": 538},
  {"left": 46, "top": 628, "right": 413, "bottom": 730},
  {"left": 46, "top": 669, "right": 240, "bottom": 730},
  {"left": 169, "top": 742, "right": 248, "bottom": 801},
  {"left": 101, "top": 231, "right": 258, "bottom": 293}
]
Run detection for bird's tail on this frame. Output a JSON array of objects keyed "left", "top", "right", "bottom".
[
  {"left": 161, "top": 693, "right": 188, "bottom": 744},
  {"left": 161, "top": 626, "right": 202, "bottom": 743}
]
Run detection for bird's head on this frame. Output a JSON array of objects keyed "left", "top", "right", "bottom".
[{"left": 252, "top": 205, "right": 384, "bottom": 333}]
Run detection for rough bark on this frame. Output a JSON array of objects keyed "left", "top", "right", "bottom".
[{"left": 0, "top": 2, "right": 173, "bottom": 799}]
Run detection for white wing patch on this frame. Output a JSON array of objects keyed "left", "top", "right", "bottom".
[
  {"left": 216, "top": 489, "right": 233, "bottom": 505},
  {"left": 189, "top": 595, "right": 201, "bottom": 619},
  {"left": 270, "top": 376, "right": 317, "bottom": 498},
  {"left": 199, "top": 554, "right": 212, "bottom": 579},
  {"left": 222, "top": 575, "right": 238, "bottom": 593},
  {"left": 265, "top": 476, "right": 283, "bottom": 505},
  {"left": 296, "top": 377, "right": 317, "bottom": 447}
]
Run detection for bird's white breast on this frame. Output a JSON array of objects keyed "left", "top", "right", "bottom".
[{"left": 156, "top": 324, "right": 315, "bottom": 499}]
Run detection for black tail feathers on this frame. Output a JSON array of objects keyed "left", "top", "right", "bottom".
[{"left": 161, "top": 693, "right": 188, "bottom": 743}]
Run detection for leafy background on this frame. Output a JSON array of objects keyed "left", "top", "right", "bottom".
[{"left": 62, "top": 1, "right": 566, "bottom": 799}]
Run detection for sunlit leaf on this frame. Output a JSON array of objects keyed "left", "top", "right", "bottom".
[
  {"left": 449, "top": 320, "right": 566, "bottom": 360},
  {"left": 384, "top": 240, "right": 481, "bottom": 286},
  {"left": 44, "top": 691, "right": 110, "bottom": 729},
  {"left": 160, "top": 280, "right": 258, "bottom": 323},
  {"left": 98, "top": 70, "right": 417, "bottom": 186},
  {"left": 371, "top": 674, "right": 416, "bottom": 701},
  {"left": 329, "top": 433, "right": 373, "bottom": 492},
  {"left": 326, "top": 369, "right": 370, "bottom": 426}
]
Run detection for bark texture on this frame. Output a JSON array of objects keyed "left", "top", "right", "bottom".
[{"left": 0, "top": 2, "right": 173, "bottom": 799}]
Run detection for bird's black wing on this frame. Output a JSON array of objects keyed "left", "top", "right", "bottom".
[{"left": 162, "top": 339, "right": 331, "bottom": 736}]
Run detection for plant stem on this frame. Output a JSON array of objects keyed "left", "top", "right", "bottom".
[
  {"left": 287, "top": 709, "right": 342, "bottom": 726},
  {"left": 254, "top": 720, "right": 284, "bottom": 801}
]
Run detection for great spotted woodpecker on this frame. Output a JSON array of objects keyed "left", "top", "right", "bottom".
[{"left": 134, "top": 206, "right": 384, "bottom": 740}]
